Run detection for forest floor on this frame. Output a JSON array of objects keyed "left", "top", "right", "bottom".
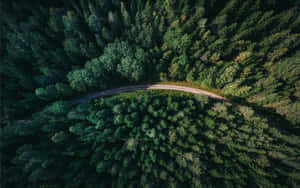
[{"left": 70, "top": 84, "right": 235, "bottom": 105}]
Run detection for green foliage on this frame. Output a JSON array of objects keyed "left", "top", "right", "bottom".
[
  {"left": 163, "top": 27, "right": 192, "bottom": 54},
  {"left": 67, "top": 40, "right": 149, "bottom": 91},
  {"left": 55, "top": 82, "right": 73, "bottom": 97},
  {"left": 49, "top": 101, "right": 70, "bottom": 115},
  {"left": 1, "top": 0, "right": 300, "bottom": 187},
  {"left": 67, "top": 69, "right": 96, "bottom": 92},
  {"left": 2, "top": 0, "right": 299, "bottom": 126},
  {"left": 4, "top": 90, "right": 300, "bottom": 187},
  {"left": 169, "top": 55, "right": 190, "bottom": 80},
  {"left": 117, "top": 47, "right": 148, "bottom": 82}
]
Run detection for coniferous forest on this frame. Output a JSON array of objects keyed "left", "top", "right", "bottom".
[{"left": 1, "top": 0, "right": 300, "bottom": 187}]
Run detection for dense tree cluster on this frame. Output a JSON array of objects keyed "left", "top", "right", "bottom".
[
  {"left": 67, "top": 40, "right": 149, "bottom": 92},
  {"left": 1, "top": 91, "right": 300, "bottom": 187},
  {"left": 1, "top": 0, "right": 299, "bottom": 126},
  {"left": 1, "top": 0, "right": 300, "bottom": 187}
]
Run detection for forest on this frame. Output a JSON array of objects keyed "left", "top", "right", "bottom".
[
  {"left": 2, "top": 91, "right": 300, "bottom": 187},
  {"left": 1, "top": 0, "right": 300, "bottom": 187}
]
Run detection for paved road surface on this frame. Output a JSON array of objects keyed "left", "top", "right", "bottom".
[{"left": 70, "top": 84, "right": 234, "bottom": 105}]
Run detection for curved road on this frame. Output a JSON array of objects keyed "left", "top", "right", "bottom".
[{"left": 70, "top": 84, "right": 234, "bottom": 105}]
